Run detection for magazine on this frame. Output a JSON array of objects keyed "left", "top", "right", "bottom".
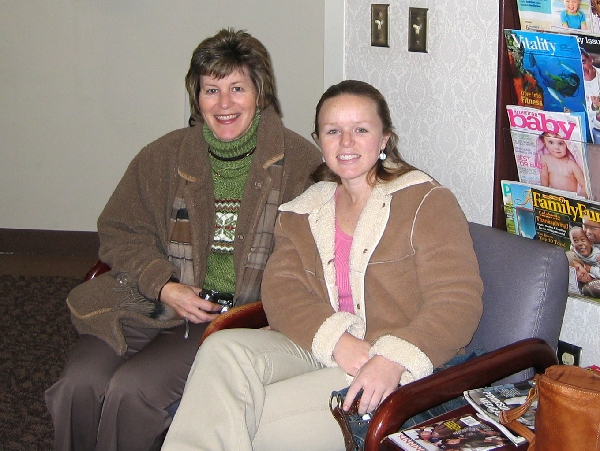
[
  {"left": 506, "top": 105, "right": 590, "bottom": 195},
  {"left": 586, "top": 364, "right": 600, "bottom": 374},
  {"left": 501, "top": 179, "right": 600, "bottom": 301},
  {"left": 387, "top": 414, "right": 511, "bottom": 451},
  {"left": 509, "top": 130, "right": 590, "bottom": 195},
  {"left": 463, "top": 381, "right": 536, "bottom": 446},
  {"left": 507, "top": 105, "right": 586, "bottom": 141},
  {"left": 501, "top": 180, "right": 538, "bottom": 238},
  {"left": 574, "top": 32, "right": 600, "bottom": 143},
  {"left": 502, "top": 183, "right": 518, "bottom": 236},
  {"left": 504, "top": 29, "right": 587, "bottom": 115},
  {"left": 586, "top": 142, "right": 600, "bottom": 200},
  {"left": 516, "top": 0, "right": 593, "bottom": 33}
]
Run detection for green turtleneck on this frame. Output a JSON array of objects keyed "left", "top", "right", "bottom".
[{"left": 202, "top": 111, "right": 260, "bottom": 294}]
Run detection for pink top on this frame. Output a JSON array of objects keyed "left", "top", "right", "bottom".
[{"left": 335, "top": 219, "right": 355, "bottom": 314}]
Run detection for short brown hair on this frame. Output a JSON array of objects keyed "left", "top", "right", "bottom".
[{"left": 185, "top": 28, "right": 281, "bottom": 125}]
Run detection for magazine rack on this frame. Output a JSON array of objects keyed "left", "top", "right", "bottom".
[{"left": 493, "top": 0, "right": 521, "bottom": 229}]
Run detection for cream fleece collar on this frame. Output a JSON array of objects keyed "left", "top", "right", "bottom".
[
  {"left": 279, "top": 169, "right": 432, "bottom": 214},
  {"left": 279, "top": 169, "right": 433, "bottom": 320}
]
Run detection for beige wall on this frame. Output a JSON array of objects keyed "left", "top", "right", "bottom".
[{"left": 0, "top": 0, "right": 324, "bottom": 230}]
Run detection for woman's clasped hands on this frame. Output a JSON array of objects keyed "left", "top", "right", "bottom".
[{"left": 334, "top": 332, "right": 405, "bottom": 415}]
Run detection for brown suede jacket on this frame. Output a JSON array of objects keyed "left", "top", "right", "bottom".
[
  {"left": 67, "top": 106, "right": 322, "bottom": 354},
  {"left": 262, "top": 169, "right": 484, "bottom": 385}
]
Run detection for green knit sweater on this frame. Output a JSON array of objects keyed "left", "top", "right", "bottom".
[{"left": 202, "top": 112, "right": 260, "bottom": 293}]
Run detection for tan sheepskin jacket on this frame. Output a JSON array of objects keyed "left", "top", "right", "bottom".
[{"left": 262, "top": 169, "right": 484, "bottom": 385}]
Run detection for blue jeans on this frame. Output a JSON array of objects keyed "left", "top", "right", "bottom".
[{"left": 331, "top": 348, "right": 485, "bottom": 451}]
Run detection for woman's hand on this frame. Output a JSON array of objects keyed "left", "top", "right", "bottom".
[
  {"left": 159, "top": 282, "right": 221, "bottom": 323},
  {"left": 343, "top": 355, "right": 405, "bottom": 415},
  {"left": 333, "top": 332, "right": 371, "bottom": 376}
]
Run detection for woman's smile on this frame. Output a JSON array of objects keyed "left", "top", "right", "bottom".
[
  {"left": 199, "top": 70, "right": 257, "bottom": 142},
  {"left": 337, "top": 153, "right": 361, "bottom": 161}
]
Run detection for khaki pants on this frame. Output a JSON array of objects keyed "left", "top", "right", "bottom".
[{"left": 162, "top": 328, "right": 348, "bottom": 451}]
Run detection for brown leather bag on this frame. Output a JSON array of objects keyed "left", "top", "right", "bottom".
[{"left": 499, "top": 365, "right": 600, "bottom": 450}]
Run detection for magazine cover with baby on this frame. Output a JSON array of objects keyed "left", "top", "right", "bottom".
[
  {"left": 502, "top": 179, "right": 600, "bottom": 301},
  {"left": 506, "top": 105, "right": 591, "bottom": 198},
  {"left": 515, "top": 0, "right": 596, "bottom": 34}
]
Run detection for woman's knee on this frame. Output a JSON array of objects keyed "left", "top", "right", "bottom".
[
  {"left": 47, "top": 334, "right": 125, "bottom": 415},
  {"left": 104, "top": 363, "right": 147, "bottom": 404},
  {"left": 104, "top": 355, "right": 180, "bottom": 410},
  {"left": 201, "top": 328, "right": 269, "bottom": 360},
  {"left": 204, "top": 327, "right": 263, "bottom": 347},
  {"left": 252, "top": 368, "right": 347, "bottom": 451},
  {"left": 53, "top": 335, "right": 123, "bottom": 400},
  {"left": 253, "top": 409, "right": 344, "bottom": 451}
]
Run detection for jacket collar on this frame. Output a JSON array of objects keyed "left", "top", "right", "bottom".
[
  {"left": 176, "top": 104, "right": 285, "bottom": 182},
  {"left": 279, "top": 169, "right": 432, "bottom": 317},
  {"left": 279, "top": 168, "right": 433, "bottom": 215}
]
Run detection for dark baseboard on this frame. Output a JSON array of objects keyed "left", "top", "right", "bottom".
[{"left": 0, "top": 228, "right": 100, "bottom": 257}]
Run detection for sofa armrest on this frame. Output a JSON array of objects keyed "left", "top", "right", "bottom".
[
  {"left": 84, "top": 260, "right": 111, "bottom": 281},
  {"left": 200, "top": 301, "right": 268, "bottom": 345}
]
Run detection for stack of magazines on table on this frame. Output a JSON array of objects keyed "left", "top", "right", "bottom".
[
  {"left": 385, "top": 382, "right": 535, "bottom": 450},
  {"left": 500, "top": 0, "right": 600, "bottom": 305}
]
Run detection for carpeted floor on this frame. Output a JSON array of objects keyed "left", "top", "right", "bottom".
[{"left": 0, "top": 275, "right": 81, "bottom": 451}]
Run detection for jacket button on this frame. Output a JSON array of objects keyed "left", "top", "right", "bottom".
[
  {"left": 117, "top": 273, "right": 130, "bottom": 286},
  {"left": 356, "top": 304, "right": 361, "bottom": 310}
]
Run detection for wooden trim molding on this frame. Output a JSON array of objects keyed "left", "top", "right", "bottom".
[{"left": 0, "top": 228, "right": 99, "bottom": 257}]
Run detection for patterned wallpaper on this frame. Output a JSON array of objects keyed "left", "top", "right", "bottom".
[
  {"left": 344, "top": 0, "right": 499, "bottom": 225},
  {"left": 561, "top": 298, "right": 600, "bottom": 366},
  {"left": 344, "top": 0, "right": 600, "bottom": 365}
]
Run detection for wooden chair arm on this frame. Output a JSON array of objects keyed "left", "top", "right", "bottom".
[
  {"left": 200, "top": 301, "right": 268, "bottom": 345},
  {"left": 84, "top": 260, "right": 111, "bottom": 281},
  {"left": 365, "top": 338, "right": 558, "bottom": 451}
]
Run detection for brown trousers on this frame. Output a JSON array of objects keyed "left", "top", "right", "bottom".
[{"left": 45, "top": 321, "right": 207, "bottom": 451}]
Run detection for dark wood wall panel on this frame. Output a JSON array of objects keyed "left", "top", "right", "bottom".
[{"left": 493, "top": 0, "right": 521, "bottom": 229}]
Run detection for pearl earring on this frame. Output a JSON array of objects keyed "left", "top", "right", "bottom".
[{"left": 379, "top": 151, "right": 387, "bottom": 161}]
